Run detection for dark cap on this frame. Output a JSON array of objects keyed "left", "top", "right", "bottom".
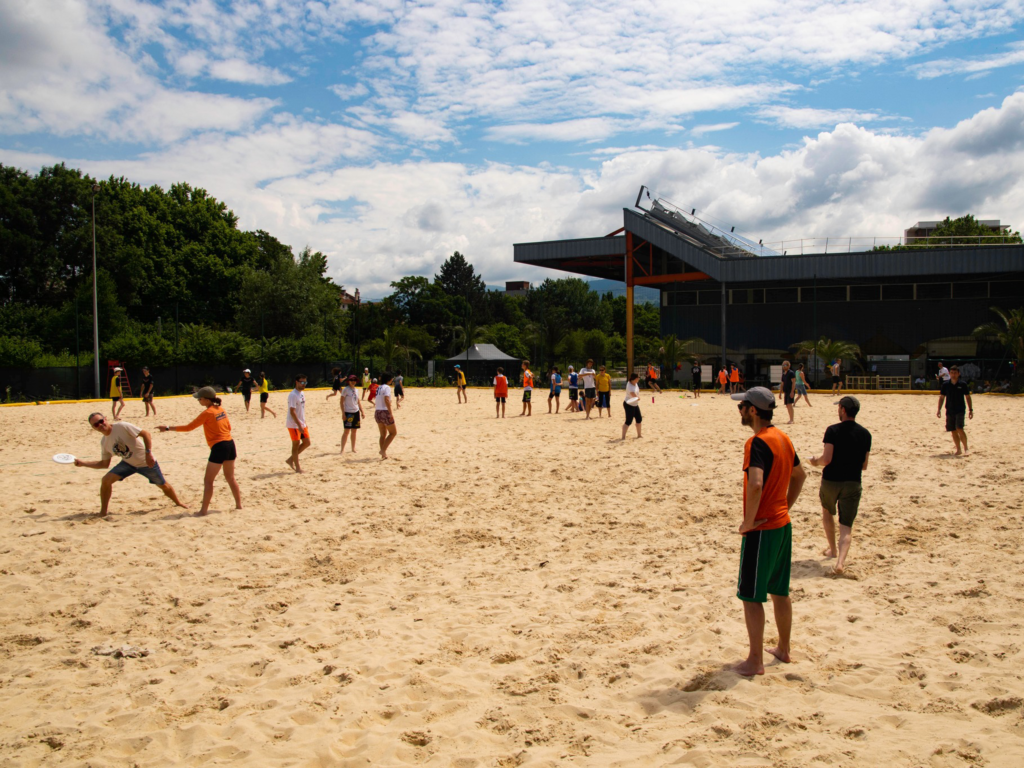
[
  {"left": 194, "top": 386, "right": 218, "bottom": 400},
  {"left": 731, "top": 386, "right": 775, "bottom": 410},
  {"left": 839, "top": 395, "right": 861, "bottom": 414},
  {"left": 347, "top": 374, "right": 357, "bottom": 381}
]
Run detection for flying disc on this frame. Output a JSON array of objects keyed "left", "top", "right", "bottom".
[
  {"left": 52, "top": 453, "right": 76, "bottom": 464},
  {"left": 625, "top": 397, "right": 640, "bottom": 406}
]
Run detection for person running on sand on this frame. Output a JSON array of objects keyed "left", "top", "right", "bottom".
[
  {"left": 340, "top": 374, "right": 364, "bottom": 453},
  {"left": 730, "top": 386, "right": 806, "bottom": 677},
  {"left": 566, "top": 366, "right": 579, "bottom": 412},
  {"left": 455, "top": 365, "right": 468, "bottom": 404},
  {"left": 596, "top": 365, "right": 612, "bottom": 417},
  {"left": 548, "top": 366, "right": 562, "bottom": 414},
  {"left": 937, "top": 365, "right": 973, "bottom": 456},
  {"left": 235, "top": 368, "right": 257, "bottom": 413},
  {"left": 579, "top": 359, "right": 597, "bottom": 419},
  {"left": 646, "top": 362, "right": 662, "bottom": 394},
  {"left": 158, "top": 387, "right": 241, "bottom": 516},
  {"left": 140, "top": 366, "right": 157, "bottom": 416},
  {"left": 75, "top": 413, "right": 185, "bottom": 516},
  {"left": 494, "top": 366, "right": 508, "bottom": 418},
  {"left": 285, "top": 374, "right": 310, "bottom": 473},
  {"left": 326, "top": 367, "right": 343, "bottom": 402},
  {"left": 367, "top": 378, "right": 379, "bottom": 402},
  {"left": 622, "top": 372, "right": 643, "bottom": 439},
  {"left": 809, "top": 396, "right": 871, "bottom": 575},
  {"left": 375, "top": 371, "right": 398, "bottom": 459},
  {"left": 109, "top": 367, "right": 126, "bottom": 421},
  {"left": 520, "top": 360, "right": 533, "bottom": 416},
  {"left": 793, "top": 363, "right": 811, "bottom": 407},
  {"left": 257, "top": 371, "right": 276, "bottom": 419}
]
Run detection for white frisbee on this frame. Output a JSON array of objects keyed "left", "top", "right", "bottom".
[
  {"left": 52, "top": 453, "right": 76, "bottom": 464},
  {"left": 625, "top": 397, "right": 640, "bottom": 406}
]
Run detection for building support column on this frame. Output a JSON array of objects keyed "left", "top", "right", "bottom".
[
  {"left": 720, "top": 281, "right": 727, "bottom": 371},
  {"left": 625, "top": 231, "right": 634, "bottom": 375}
]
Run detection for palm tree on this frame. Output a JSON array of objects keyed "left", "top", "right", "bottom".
[
  {"left": 659, "top": 334, "right": 701, "bottom": 387},
  {"left": 448, "top": 320, "right": 487, "bottom": 357},
  {"left": 381, "top": 327, "right": 422, "bottom": 373},
  {"left": 974, "top": 306, "right": 1024, "bottom": 365},
  {"left": 791, "top": 337, "right": 862, "bottom": 384}
]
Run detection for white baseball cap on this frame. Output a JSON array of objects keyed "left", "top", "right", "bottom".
[
  {"left": 113, "top": 367, "right": 122, "bottom": 372},
  {"left": 243, "top": 368, "right": 251, "bottom": 373}
]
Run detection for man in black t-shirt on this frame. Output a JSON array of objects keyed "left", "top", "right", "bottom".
[
  {"left": 780, "top": 361, "right": 797, "bottom": 424},
  {"left": 140, "top": 366, "right": 157, "bottom": 417},
  {"left": 937, "top": 365, "right": 973, "bottom": 455},
  {"left": 235, "top": 369, "right": 257, "bottom": 413},
  {"left": 691, "top": 360, "right": 702, "bottom": 398},
  {"left": 809, "top": 395, "right": 871, "bottom": 574}
]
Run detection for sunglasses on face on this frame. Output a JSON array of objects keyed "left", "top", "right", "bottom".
[{"left": 90, "top": 418, "right": 106, "bottom": 427}]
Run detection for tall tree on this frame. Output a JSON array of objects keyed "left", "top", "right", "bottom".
[{"left": 435, "top": 252, "right": 486, "bottom": 321}]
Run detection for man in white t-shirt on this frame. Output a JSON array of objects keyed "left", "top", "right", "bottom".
[
  {"left": 936, "top": 362, "right": 950, "bottom": 386},
  {"left": 341, "top": 374, "right": 364, "bottom": 453},
  {"left": 286, "top": 374, "right": 310, "bottom": 473},
  {"left": 74, "top": 413, "right": 185, "bottom": 516},
  {"left": 579, "top": 359, "right": 598, "bottom": 419}
]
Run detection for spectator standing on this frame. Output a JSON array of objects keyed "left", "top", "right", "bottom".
[
  {"left": 691, "top": 360, "right": 702, "bottom": 398},
  {"left": 140, "top": 366, "right": 157, "bottom": 417},
  {"left": 596, "top": 365, "right": 612, "bottom": 417}
]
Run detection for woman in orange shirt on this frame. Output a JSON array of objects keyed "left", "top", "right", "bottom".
[{"left": 158, "top": 386, "right": 242, "bottom": 516}]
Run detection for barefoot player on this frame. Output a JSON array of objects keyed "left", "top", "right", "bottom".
[
  {"left": 730, "top": 387, "right": 806, "bottom": 676},
  {"left": 809, "top": 396, "right": 871, "bottom": 574},
  {"left": 286, "top": 374, "right": 310, "bottom": 472},
  {"left": 937, "top": 365, "right": 973, "bottom": 455},
  {"left": 75, "top": 413, "right": 185, "bottom": 516}
]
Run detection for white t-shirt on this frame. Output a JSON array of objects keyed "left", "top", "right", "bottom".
[
  {"left": 342, "top": 386, "right": 360, "bottom": 413},
  {"left": 937, "top": 367, "right": 950, "bottom": 382},
  {"left": 375, "top": 383, "right": 393, "bottom": 411},
  {"left": 580, "top": 367, "right": 597, "bottom": 389},
  {"left": 624, "top": 381, "right": 640, "bottom": 403},
  {"left": 286, "top": 389, "right": 306, "bottom": 428},
  {"left": 101, "top": 422, "right": 148, "bottom": 468}
]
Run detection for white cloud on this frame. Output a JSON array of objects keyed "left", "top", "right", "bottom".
[
  {"left": 755, "top": 106, "right": 890, "bottom": 129},
  {"left": 486, "top": 118, "right": 627, "bottom": 144},
  {"left": 691, "top": 122, "right": 740, "bottom": 137},
  {"left": 207, "top": 58, "right": 292, "bottom": 86},
  {"left": 910, "top": 41, "right": 1024, "bottom": 79},
  {"left": 330, "top": 83, "right": 370, "bottom": 101}
]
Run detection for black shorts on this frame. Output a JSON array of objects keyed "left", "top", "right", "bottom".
[
  {"left": 495, "top": 396, "right": 506, "bottom": 404},
  {"left": 783, "top": 391, "right": 795, "bottom": 405},
  {"left": 692, "top": 379, "right": 701, "bottom": 389},
  {"left": 832, "top": 375, "right": 841, "bottom": 384},
  {"left": 584, "top": 387, "right": 596, "bottom": 399},
  {"left": 142, "top": 394, "right": 154, "bottom": 402},
  {"left": 260, "top": 393, "right": 268, "bottom": 403},
  {"left": 111, "top": 397, "right": 120, "bottom": 404},
  {"left": 624, "top": 403, "right": 642, "bottom": 425},
  {"left": 395, "top": 385, "right": 404, "bottom": 396},
  {"left": 523, "top": 390, "right": 532, "bottom": 403},
  {"left": 568, "top": 389, "right": 578, "bottom": 400},
  {"left": 343, "top": 411, "right": 361, "bottom": 430},
  {"left": 332, "top": 383, "right": 342, "bottom": 392},
  {"left": 243, "top": 391, "right": 252, "bottom": 402},
  {"left": 598, "top": 391, "right": 610, "bottom": 408},
  {"left": 208, "top": 439, "right": 237, "bottom": 464},
  {"left": 945, "top": 412, "right": 966, "bottom": 432}
]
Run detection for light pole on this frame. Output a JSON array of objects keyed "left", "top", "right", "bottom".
[{"left": 91, "top": 183, "right": 100, "bottom": 398}]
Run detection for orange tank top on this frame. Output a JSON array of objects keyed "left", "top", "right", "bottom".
[{"left": 494, "top": 375, "right": 508, "bottom": 397}]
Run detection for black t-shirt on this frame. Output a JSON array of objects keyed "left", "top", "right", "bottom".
[
  {"left": 822, "top": 420, "right": 872, "bottom": 483},
  {"left": 781, "top": 369, "right": 796, "bottom": 394},
  {"left": 239, "top": 377, "right": 256, "bottom": 394},
  {"left": 940, "top": 380, "right": 970, "bottom": 414},
  {"left": 691, "top": 365, "right": 701, "bottom": 380},
  {"left": 141, "top": 375, "right": 154, "bottom": 395}
]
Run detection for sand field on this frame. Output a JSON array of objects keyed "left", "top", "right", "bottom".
[{"left": 1, "top": 387, "right": 1023, "bottom": 766}]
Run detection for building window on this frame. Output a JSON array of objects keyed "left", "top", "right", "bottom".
[
  {"left": 698, "top": 290, "right": 721, "bottom": 305},
  {"left": 812, "top": 286, "right": 847, "bottom": 302},
  {"left": 991, "top": 280, "right": 1024, "bottom": 298},
  {"left": 731, "top": 289, "right": 749, "bottom": 304},
  {"left": 765, "top": 287, "right": 798, "bottom": 303},
  {"left": 883, "top": 284, "right": 913, "bottom": 301},
  {"left": 917, "top": 283, "right": 951, "bottom": 300},
  {"left": 849, "top": 285, "right": 880, "bottom": 301},
  {"left": 953, "top": 282, "right": 988, "bottom": 299}
]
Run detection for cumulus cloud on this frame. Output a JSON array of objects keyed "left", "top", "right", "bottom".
[
  {"left": 910, "top": 41, "right": 1024, "bottom": 79},
  {"left": 755, "top": 106, "right": 891, "bottom": 129}
]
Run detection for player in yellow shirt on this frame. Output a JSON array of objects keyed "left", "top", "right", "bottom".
[
  {"left": 455, "top": 365, "right": 467, "bottom": 404},
  {"left": 595, "top": 365, "right": 612, "bottom": 418}
]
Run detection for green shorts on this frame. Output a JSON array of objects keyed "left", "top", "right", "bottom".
[
  {"left": 819, "top": 480, "right": 862, "bottom": 528},
  {"left": 737, "top": 523, "right": 791, "bottom": 603}
]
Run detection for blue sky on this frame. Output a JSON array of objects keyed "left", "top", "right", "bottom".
[{"left": 2, "top": 0, "right": 1024, "bottom": 296}]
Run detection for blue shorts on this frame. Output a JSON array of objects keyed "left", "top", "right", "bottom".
[{"left": 108, "top": 460, "right": 166, "bottom": 486}]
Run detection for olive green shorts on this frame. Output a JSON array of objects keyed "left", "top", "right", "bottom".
[{"left": 819, "top": 480, "right": 862, "bottom": 528}]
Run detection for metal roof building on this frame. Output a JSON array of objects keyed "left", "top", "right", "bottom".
[{"left": 514, "top": 188, "right": 1024, "bottom": 378}]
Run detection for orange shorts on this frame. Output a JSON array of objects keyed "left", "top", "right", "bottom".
[{"left": 287, "top": 426, "right": 310, "bottom": 442}]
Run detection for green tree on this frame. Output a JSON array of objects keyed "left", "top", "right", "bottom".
[
  {"left": 583, "top": 329, "right": 607, "bottom": 364},
  {"left": 435, "top": 252, "right": 487, "bottom": 321},
  {"left": 658, "top": 334, "right": 699, "bottom": 387},
  {"left": 974, "top": 306, "right": 1024, "bottom": 365},
  {"left": 483, "top": 323, "right": 528, "bottom": 358},
  {"left": 381, "top": 327, "right": 423, "bottom": 372},
  {"left": 790, "top": 337, "right": 862, "bottom": 382},
  {"left": 874, "top": 215, "right": 1023, "bottom": 251}
]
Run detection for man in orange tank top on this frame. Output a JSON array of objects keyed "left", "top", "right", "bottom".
[
  {"left": 718, "top": 367, "right": 729, "bottom": 394},
  {"left": 730, "top": 387, "right": 806, "bottom": 677},
  {"left": 493, "top": 367, "right": 508, "bottom": 418},
  {"left": 520, "top": 360, "right": 533, "bottom": 416}
]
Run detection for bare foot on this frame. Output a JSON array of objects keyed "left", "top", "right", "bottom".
[
  {"left": 175, "top": 501, "right": 188, "bottom": 508},
  {"left": 822, "top": 547, "right": 836, "bottom": 558},
  {"left": 195, "top": 510, "right": 209, "bottom": 517},
  {"left": 954, "top": 450, "right": 963, "bottom": 456},
  {"left": 732, "top": 659, "right": 765, "bottom": 676},
  {"left": 767, "top": 647, "right": 792, "bottom": 663},
  {"left": 285, "top": 457, "right": 295, "bottom": 470}
]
